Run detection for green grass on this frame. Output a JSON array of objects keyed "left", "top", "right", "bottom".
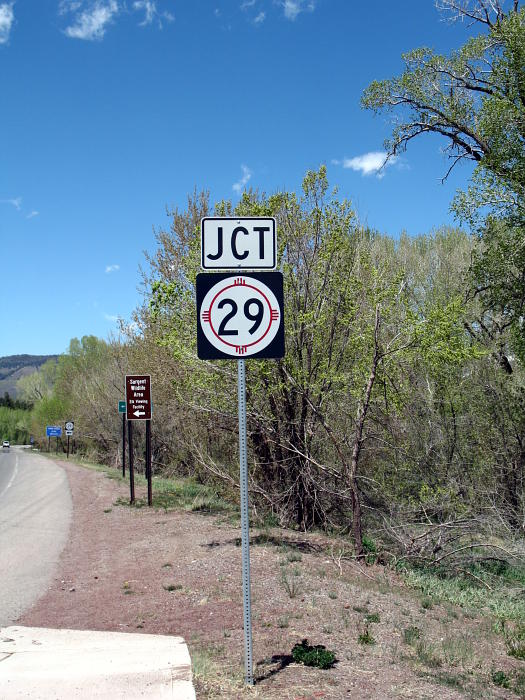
[
  {"left": 401, "top": 561, "right": 525, "bottom": 623},
  {"left": 113, "top": 475, "right": 233, "bottom": 514},
  {"left": 358, "top": 627, "right": 376, "bottom": 645},
  {"left": 365, "top": 612, "right": 380, "bottom": 624},
  {"left": 403, "top": 626, "right": 421, "bottom": 645}
]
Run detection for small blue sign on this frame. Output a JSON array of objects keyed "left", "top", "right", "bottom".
[{"left": 46, "top": 425, "right": 62, "bottom": 437}]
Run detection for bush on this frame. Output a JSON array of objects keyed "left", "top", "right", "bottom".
[{"left": 291, "top": 639, "right": 336, "bottom": 669}]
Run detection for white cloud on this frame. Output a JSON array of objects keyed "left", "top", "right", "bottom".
[
  {"left": 104, "top": 313, "right": 119, "bottom": 322},
  {"left": 0, "top": 2, "right": 14, "bottom": 44},
  {"left": 332, "top": 151, "right": 397, "bottom": 178},
  {"left": 132, "top": 1, "right": 173, "bottom": 27},
  {"left": 281, "top": 0, "right": 315, "bottom": 21},
  {"left": 64, "top": 1, "right": 119, "bottom": 41},
  {"left": 105, "top": 264, "right": 120, "bottom": 273},
  {"left": 232, "top": 164, "right": 252, "bottom": 194},
  {"left": 253, "top": 11, "right": 265, "bottom": 23},
  {"left": 133, "top": 0, "right": 155, "bottom": 25},
  {"left": 26, "top": 210, "right": 39, "bottom": 219},
  {"left": 1, "top": 196, "right": 22, "bottom": 210},
  {"left": 240, "top": 0, "right": 256, "bottom": 8}
]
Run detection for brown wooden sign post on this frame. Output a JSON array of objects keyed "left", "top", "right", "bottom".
[{"left": 125, "top": 375, "right": 153, "bottom": 506}]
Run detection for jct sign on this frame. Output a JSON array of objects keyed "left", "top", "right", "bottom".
[
  {"left": 196, "top": 272, "right": 284, "bottom": 359},
  {"left": 201, "top": 217, "right": 276, "bottom": 270},
  {"left": 125, "top": 375, "right": 152, "bottom": 420}
]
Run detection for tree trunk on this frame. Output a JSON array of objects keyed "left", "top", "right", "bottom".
[{"left": 350, "top": 306, "right": 381, "bottom": 559}]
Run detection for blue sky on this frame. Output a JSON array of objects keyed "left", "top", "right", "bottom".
[{"left": 1, "top": 0, "right": 478, "bottom": 357}]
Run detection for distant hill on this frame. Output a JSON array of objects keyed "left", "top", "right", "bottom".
[{"left": 0, "top": 354, "right": 58, "bottom": 398}]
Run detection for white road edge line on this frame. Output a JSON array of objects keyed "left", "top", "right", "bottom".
[{"left": 0, "top": 452, "right": 19, "bottom": 500}]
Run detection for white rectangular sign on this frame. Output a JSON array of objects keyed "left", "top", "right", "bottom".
[{"left": 201, "top": 217, "right": 276, "bottom": 270}]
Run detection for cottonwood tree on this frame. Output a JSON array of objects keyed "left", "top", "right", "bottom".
[{"left": 362, "top": 1, "right": 524, "bottom": 365}]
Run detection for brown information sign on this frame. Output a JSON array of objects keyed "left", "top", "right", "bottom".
[{"left": 125, "top": 375, "right": 152, "bottom": 420}]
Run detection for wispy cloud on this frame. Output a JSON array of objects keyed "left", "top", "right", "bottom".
[
  {"left": 233, "top": 164, "right": 252, "bottom": 194},
  {"left": 0, "top": 2, "right": 14, "bottom": 44},
  {"left": 240, "top": 0, "right": 256, "bottom": 8},
  {"left": 332, "top": 151, "right": 397, "bottom": 178},
  {"left": 1, "top": 196, "right": 22, "bottom": 210},
  {"left": 105, "top": 264, "right": 120, "bottom": 273},
  {"left": 63, "top": 1, "right": 119, "bottom": 41},
  {"left": 253, "top": 11, "right": 265, "bottom": 24},
  {"left": 104, "top": 313, "right": 119, "bottom": 322},
  {"left": 26, "top": 210, "right": 39, "bottom": 219},
  {"left": 133, "top": 1, "right": 173, "bottom": 28},
  {"left": 280, "top": 0, "right": 315, "bottom": 21}
]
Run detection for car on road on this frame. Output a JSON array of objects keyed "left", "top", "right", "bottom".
[{"left": 2, "top": 440, "right": 10, "bottom": 449}]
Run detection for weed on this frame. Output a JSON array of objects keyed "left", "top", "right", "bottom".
[
  {"left": 322, "top": 625, "right": 333, "bottom": 635},
  {"left": 433, "top": 671, "right": 463, "bottom": 689},
  {"left": 416, "top": 639, "right": 442, "bottom": 668},
  {"left": 287, "top": 551, "right": 302, "bottom": 563},
  {"left": 277, "top": 616, "right": 289, "bottom": 628},
  {"left": 103, "top": 508, "right": 112, "bottom": 513},
  {"left": 491, "top": 670, "right": 510, "bottom": 689},
  {"left": 365, "top": 612, "right": 380, "bottom": 624},
  {"left": 223, "top": 630, "right": 231, "bottom": 638},
  {"left": 328, "top": 591, "right": 338, "bottom": 600},
  {"left": 441, "top": 633, "right": 474, "bottom": 667},
  {"left": 291, "top": 639, "right": 336, "bottom": 669},
  {"left": 503, "top": 621, "right": 525, "bottom": 659},
  {"left": 281, "top": 570, "right": 301, "bottom": 599},
  {"left": 161, "top": 562, "right": 172, "bottom": 569},
  {"left": 403, "top": 626, "right": 421, "bottom": 646},
  {"left": 362, "top": 535, "right": 377, "bottom": 564},
  {"left": 421, "top": 596, "right": 433, "bottom": 610},
  {"left": 358, "top": 626, "right": 375, "bottom": 646},
  {"left": 514, "top": 669, "right": 525, "bottom": 694}
]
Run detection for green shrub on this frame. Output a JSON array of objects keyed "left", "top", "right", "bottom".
[
  {"left": 491, "top": 670, "right": 510, "bottom": 688},
  {"left": 291, "top": 639, "right": 336, "bottom": 669}
]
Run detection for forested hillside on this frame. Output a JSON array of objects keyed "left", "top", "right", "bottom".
[{"left": 0, "top": 354, "right": 57, "bottom": 397}]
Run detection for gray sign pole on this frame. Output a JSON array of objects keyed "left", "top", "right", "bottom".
[{"left": 238, "top": 359, "right": 254, "bottom": 686}]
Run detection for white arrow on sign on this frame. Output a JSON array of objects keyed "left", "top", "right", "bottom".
[{"left": 133, "top": 410, "right": 145, "bottom": 417}]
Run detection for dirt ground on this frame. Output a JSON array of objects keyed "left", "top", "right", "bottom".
[{"left": 18, "top": 456, "right": 523, "bottom": 699}]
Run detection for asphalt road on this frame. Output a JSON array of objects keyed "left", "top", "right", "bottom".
[{"left": 0, "top": 447, "right": 72, "bottom": 626}]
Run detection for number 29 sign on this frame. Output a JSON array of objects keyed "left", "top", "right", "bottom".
[{"left": 196, "top": 272, "right": 285, "bottom": 359}]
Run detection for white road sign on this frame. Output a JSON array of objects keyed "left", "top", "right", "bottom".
[
  {"left": 197, "top": 273, "right": 284, "bottom": 359},
  {"left": 65, "top": 421, "right": 74, "bottom": 431},
  {"left": 201, "top": 217, "right": 276, "bottom": 270},
  {"left": 66, "top": 430, "right": 73, "bottom": 436}
]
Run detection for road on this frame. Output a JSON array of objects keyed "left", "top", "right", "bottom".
[{"left": 0, "top": 447, "right": 72, "bottom": 626}]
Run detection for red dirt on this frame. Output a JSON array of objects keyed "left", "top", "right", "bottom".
[{"left": 18, "top": 458, "right": 518, "bottom": 699}]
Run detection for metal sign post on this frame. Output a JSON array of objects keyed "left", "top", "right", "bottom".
[
  {"left": 238, "top": 359, "right": 254, "bottom": 685},
  {"left": 145, "top": 419, "right": 152, "bottom": 507},
  {"left": 118, "top": 401, "right": 126, "bottom": 477},
  {"left": 127, "top": 420, "right": 135, "bottom": 504},
  {"left": 65, "top": 422, "right": 74, "bottom": 459},
  {"left": 197, "top": 218, "right": 285, "bottom": 688}
]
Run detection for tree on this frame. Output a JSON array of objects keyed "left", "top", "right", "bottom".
[
  {"left": 362, "top": 0, "right": 524, "bottom": 368},
  {"left": 362, "top": 0, "right": 524, "bottom": 224}
]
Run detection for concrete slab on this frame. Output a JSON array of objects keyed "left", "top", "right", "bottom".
[{"left": 0, "top": 626, "right": 196, "bottom": 699}]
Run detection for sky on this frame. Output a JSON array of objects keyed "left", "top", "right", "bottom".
[{"left": 1, "top": 0, "right": 480, "bottom": 357}]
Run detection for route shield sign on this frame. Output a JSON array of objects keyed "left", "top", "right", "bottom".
[
  {"left": 196, "top": 272, "right": 284, "bottom": 360},
  {"left": 201, "top": 217, "right": 276, "bottom": 270},
  {"left": 65, "top": 421, "right": 74, "bottom": 431},
  {"left": 125, "top": 375, "right": 152, "bottom": 420}
]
